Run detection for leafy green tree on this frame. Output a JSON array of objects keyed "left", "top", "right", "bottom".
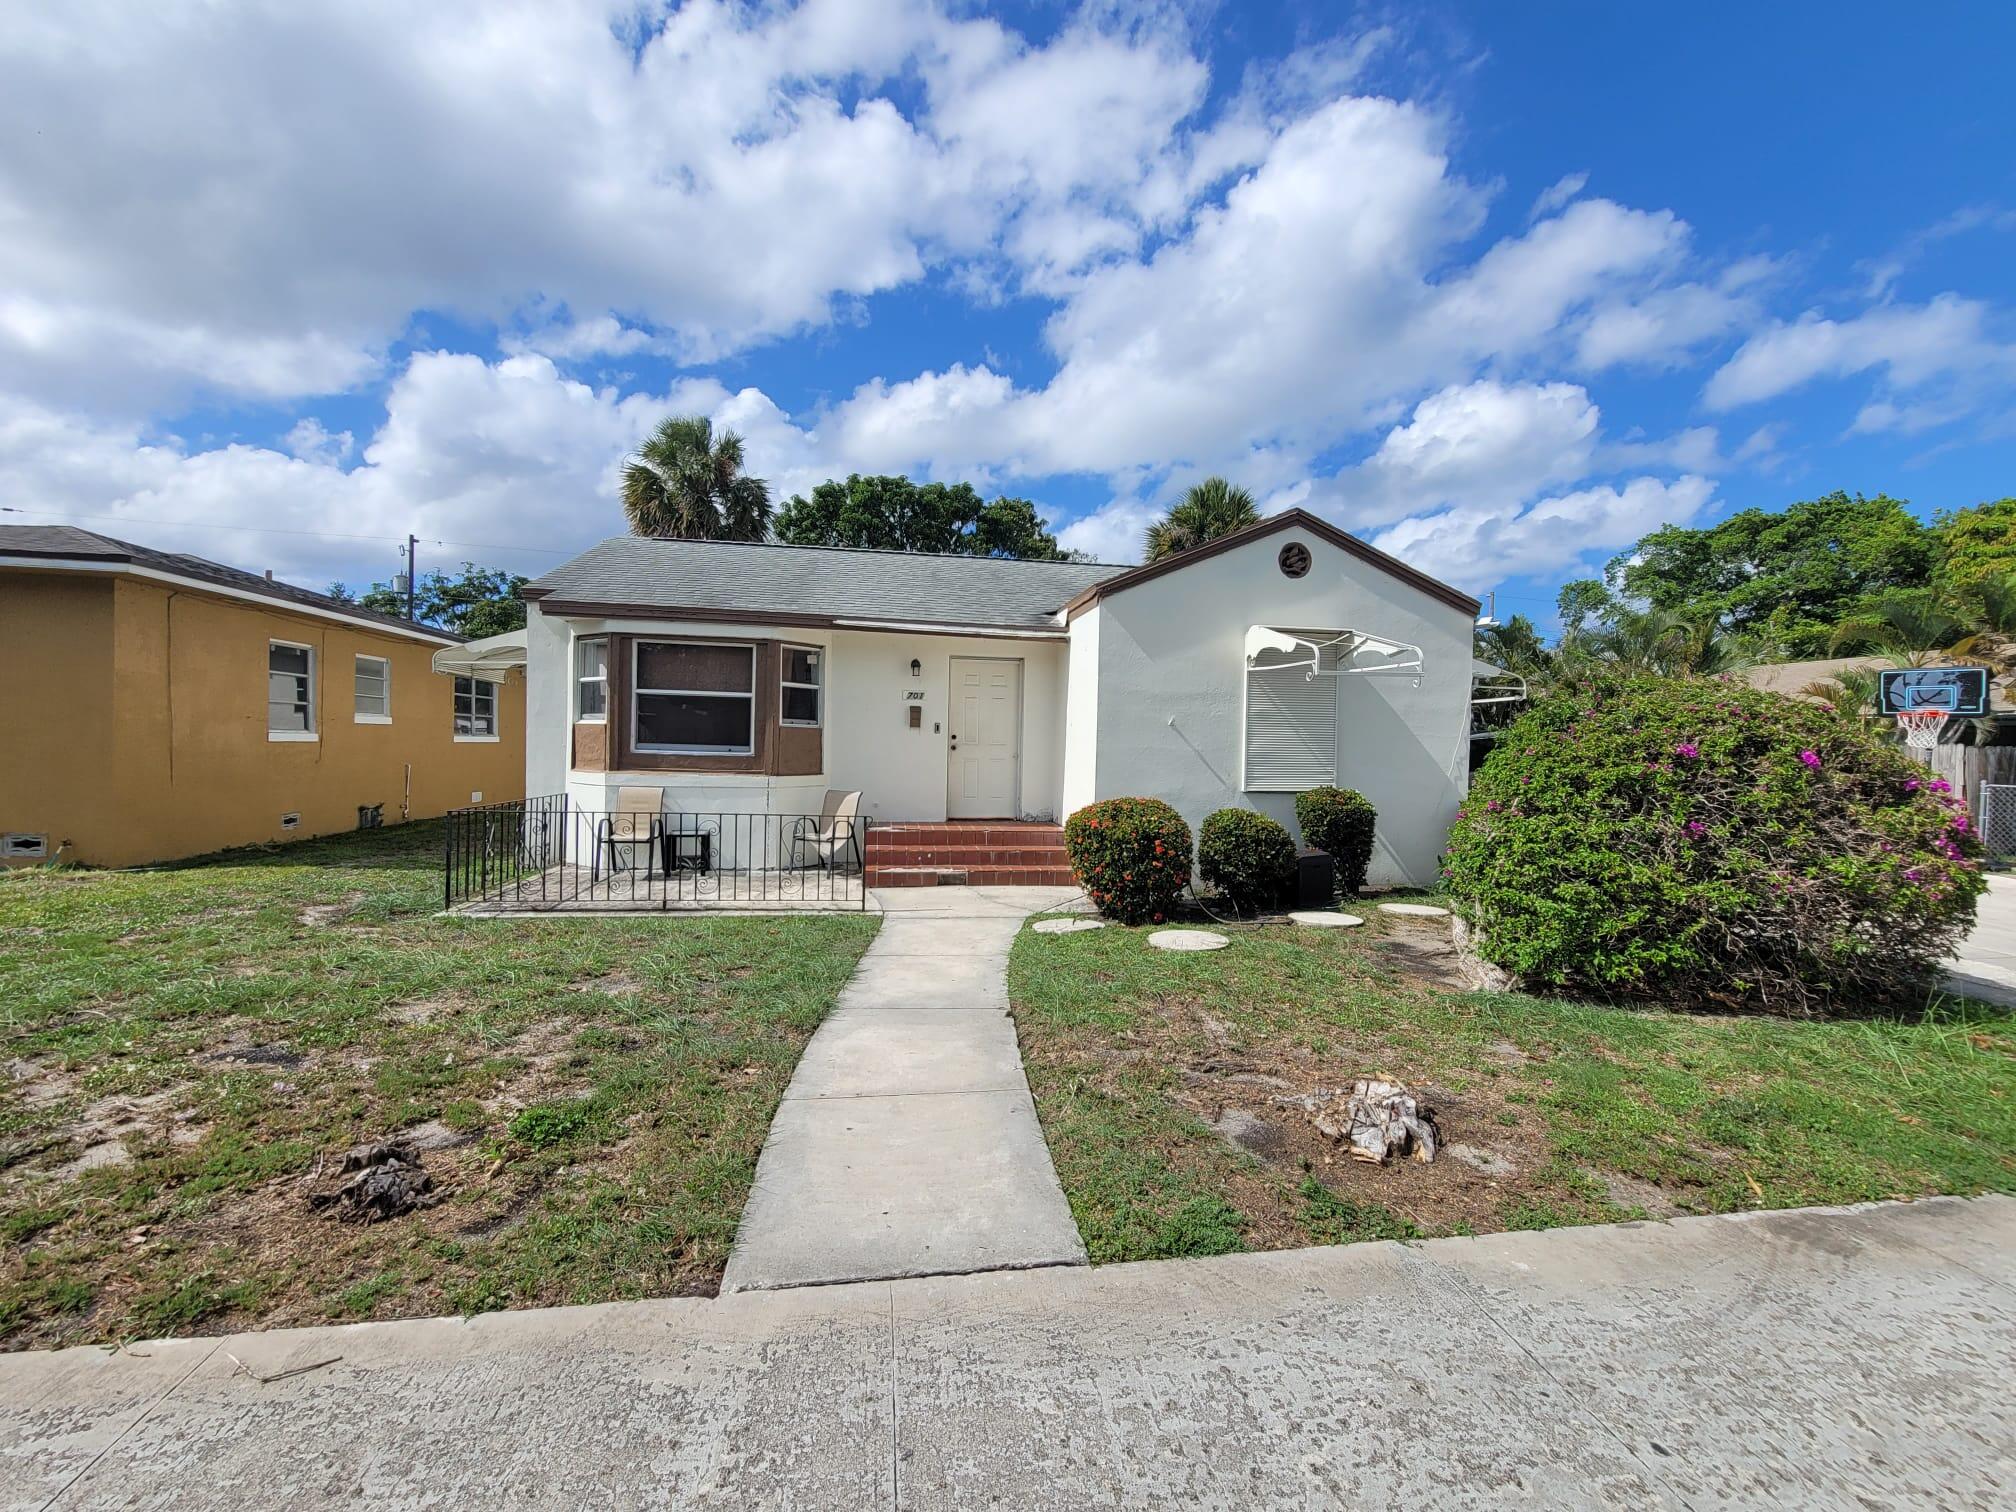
[
  {"left": 1143, "top": 477, "right": 1259, "bottom": 562},
  {"left": 621, "top": 415, "right": 771, "bottom": 540},
  {"left": 1932, "top": 497, "right": 2016, "bottom": 590},
  {"left": 329, "top": 563, "right": 528, "bottom": 637},
  {"left": 1608, "top": 491, "right": 1934, "bottom": 657},
  {"left": 773, "top": 475, "right": 1070, "bottom": 558},
  {"left": 1555, "top": 579, "right": 1615, "bottom": 636}
]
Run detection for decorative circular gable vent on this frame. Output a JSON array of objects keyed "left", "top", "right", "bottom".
[{"left": 1278, "top": 541, "right": 1311, "bottom": 579}]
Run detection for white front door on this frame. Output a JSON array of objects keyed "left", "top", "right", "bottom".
[{"left": 946, "top": 658, "right": 1022, "bottom": 819}]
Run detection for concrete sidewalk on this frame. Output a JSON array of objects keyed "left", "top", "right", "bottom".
[
  {"left": 718, "top": 886, "right": 1087, "bottom": 1293},
  {"left": 4, "top": 1197, "right": 2010, "bottom": 1509},
  {"left": 1946, "top": 872, "right": 2016, "bottom": 1007}
]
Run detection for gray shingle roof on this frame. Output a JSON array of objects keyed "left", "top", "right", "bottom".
[
  {"left": 0, "top": 524, "right": 460, "bottom": 642},
  {"left": 523, "top": 536, "right": 1124, "bottom": 630}
]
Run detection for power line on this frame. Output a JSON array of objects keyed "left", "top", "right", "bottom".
[{"left": 0, "top": 505, "right": 577, "bottom": 558}]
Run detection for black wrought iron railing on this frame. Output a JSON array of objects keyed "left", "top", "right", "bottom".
[{"left": 443, "top": 795, "right": 869, "bottom": 911}]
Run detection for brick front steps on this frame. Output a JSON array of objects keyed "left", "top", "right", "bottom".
[{"left": 864, "top": 821, "right": 1076, "bottom": 887}]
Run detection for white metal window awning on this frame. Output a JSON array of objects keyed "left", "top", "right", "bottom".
[
  {"left": 430, "top": 629, "right": 528, "bottom": 684},
  {"left": 1243, "top": 625, "right": 1424, "bottom": 685},
  {"left": 1471, "top": 657, "right": 1528, "bottom": 707}
]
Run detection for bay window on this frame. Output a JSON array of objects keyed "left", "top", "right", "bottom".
[{"left": 633, "top": 640, "right": 754, "bottom": 754}]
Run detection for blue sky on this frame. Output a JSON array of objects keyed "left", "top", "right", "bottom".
[{"left": 2, "top": 1, "right": 2011, "bottom": 629}]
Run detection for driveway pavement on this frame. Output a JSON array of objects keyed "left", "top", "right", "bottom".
[
  {"left": 718, "top": 886, "right": 1087, "bottom": 1292},
  {"left": 5, "top": 1196, "right": 2010, "bottom": 1509},
  {"left": 1947, "top": 873, "right": 2016, "bottom": 1007}
]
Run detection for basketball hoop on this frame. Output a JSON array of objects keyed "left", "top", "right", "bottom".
[{"left": 1897, "top": 707, "right": 1949, "bottom": 750}]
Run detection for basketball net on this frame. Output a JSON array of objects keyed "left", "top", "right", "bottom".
[{"left": 1897, "top": 707, "right": 1948, "bottom": 750}]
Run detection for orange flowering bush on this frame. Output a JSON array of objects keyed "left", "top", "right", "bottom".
[{"left": 1063, "top": 797, "right": 1192, "bottom": 923}]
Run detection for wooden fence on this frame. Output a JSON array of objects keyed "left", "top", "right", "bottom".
[{"left": 1919, "top": 742, "right": 2016, "bottom": 808}]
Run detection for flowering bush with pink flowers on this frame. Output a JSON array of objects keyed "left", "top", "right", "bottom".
[
  {"left": 1446, "top": 675, "right": 1984, "bottom": 1014},
  {"left": 1064, "top": 798, "right": 1192, "bottom": 924}
]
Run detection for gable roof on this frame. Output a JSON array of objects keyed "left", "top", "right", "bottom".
[
  {"left": 1060, "top": 509, "right": 1480, "bottom": 619},
  {"left": 522, "top": 535, "right": 1120, "bottom": 632},
  {"left": 523, "top": 510, "right": 1479, "bottom": 633},
  {"left": 0, "top": 524, "right": 461, "bottom": 644}
]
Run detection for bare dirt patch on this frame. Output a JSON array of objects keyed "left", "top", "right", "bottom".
[
  {"left": 24, "top": 1086, "right": 206, "bottom": 1181},
  {"left": 297, "top": 893, "right": 365, "bottom": 927},
  {"left": 388, "top": 994, "right": 468, "bottom": 1025},
  {"left": 1365, "top": 917, "right": 1477, "bottom": 992},
  {"left": 1132, "top": 997, "right": 1555, "bottom": 1239},
  {"left": 492, "top": 1019, "right": 593, "bottom": 1110},
  {"left": 571, "top": 972, "right": 644, "bottom": 998}
]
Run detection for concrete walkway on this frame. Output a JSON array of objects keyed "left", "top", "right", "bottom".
[
  {"left": 1946, "top": 872, "right": 2016, "bottom": 1007},
  {"left": 718, "top": 886, "right": 1087, "bottom": 1293},
  {"left": 5, "top": 1197, "right": 2010, "bottom": 1509}
]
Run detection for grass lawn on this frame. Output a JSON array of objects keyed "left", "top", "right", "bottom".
[
  {"left": 0, "top": 823, "right": 877, "bottom": 1349},
  {"left": 1009, "top": 908, "right": 2016, "bottom": 1263}
]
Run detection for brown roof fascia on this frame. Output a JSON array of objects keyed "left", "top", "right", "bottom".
[{"left": 527, "top": 599, "right": 1065, "bottom": 638}]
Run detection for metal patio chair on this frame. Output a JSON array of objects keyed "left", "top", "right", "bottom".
[
  {"left": 789, "top": 789, "right": 863, "bottom": 873},
  {"left": 594, "top": 785, "right": 665, "bottom": 882}
]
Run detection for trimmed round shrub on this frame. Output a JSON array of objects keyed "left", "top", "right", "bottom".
[
  {"left": 1443, "top": 674, "right": 1985, "bottom": 1014},
  {"left": 1064, "top": 798, "right": 1192, "bottom": 923},
  {"left": 1295, "top": 786, "right": 1377, "bottom": 895},
  {"left": 1197, "top": 808, "right": 1297, "bottom": 911}
]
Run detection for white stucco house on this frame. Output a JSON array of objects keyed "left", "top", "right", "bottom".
[{"left": 511, "top": 509, "right": 1479, "bottom": 889}]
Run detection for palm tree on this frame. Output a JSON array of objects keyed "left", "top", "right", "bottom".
[
  {"left": 621, "top": 416, "right": 772, "bottom": 541},
  {"left": 1142, "top": 477, "right": 1259, "bottom": 562},
  {"left": 1827, "top": 589, "right": 1978, "bottom": 666},
  {"left": 1566, "top": 606, "right": 1753, "bottom": 678}
]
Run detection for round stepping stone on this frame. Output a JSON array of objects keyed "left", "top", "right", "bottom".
[
  {"left": 1289, "top": 911, "right": 1364, "bottom": 928},
  {"left": 1378, "top": 902, "right": 1451, "bottom": 918},
  {"left": 1031, "top": 917, "right": 1106, "bottom": 934},
  {"left": 1148, "top": 928, "right": 1229, "bottom": 952}
]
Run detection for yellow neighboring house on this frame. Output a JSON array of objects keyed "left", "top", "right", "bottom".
[{"left": 0, "top": 526, "right": 525, "bottom": 868}]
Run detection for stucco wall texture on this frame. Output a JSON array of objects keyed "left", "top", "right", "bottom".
[{"left": 0, "top": 570, "right": 524, "bottom": 867}]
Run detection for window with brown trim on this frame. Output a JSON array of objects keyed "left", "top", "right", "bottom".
[
  {"left": 780, "top": 643, "right": 822, "bottom": 728},
  {"left": 633, "top": 640, "right": 756, "bottom": 754}
]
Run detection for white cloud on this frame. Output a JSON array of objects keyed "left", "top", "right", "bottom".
[
  {"left": 0, "top": 0, "right": 1251, "bottom": 406},
  {"left": 1314, "top": 380, "right": 1601, "bottom": 530},
  {"left": 1703, "top": 294, "right": 2013, "bottom": 410},
  {"left": 282, "top": 418, "right": 354, "bottom": 466},
  {"left": 1528, "top": 171, "right": 1587, "bottom": 221},
  {"left": 1574, "top": 281, "right": 1755, "bottom": 370},
  {"left": 0, "top": 355, "right": 774, "bottom": 584},
  {"left": 1369, "top": 475, "right": 1715, "bottom": 588},
  {"left": 12, "top": 1, "right": 2004, "bottom": 610}
]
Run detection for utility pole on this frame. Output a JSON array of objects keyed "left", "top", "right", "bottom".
[{"left": 405, "top": 533, "right": 417, "bottom": 622}]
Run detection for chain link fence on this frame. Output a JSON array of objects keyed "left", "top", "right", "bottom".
[{"left": 1980, "top": 783, "right": 2016, "bottom": 866}]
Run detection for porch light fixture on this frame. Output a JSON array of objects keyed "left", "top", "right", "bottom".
[{"left": 910, "top": 658, "right": 921, "bottom": 677}]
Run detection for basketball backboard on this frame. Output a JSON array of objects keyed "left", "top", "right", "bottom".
[{"left": 1876, "top": 666, "right": 1990, "bottom": 716}]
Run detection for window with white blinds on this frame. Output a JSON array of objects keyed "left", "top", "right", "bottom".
[{"left": 1243, "top": 648, "right": 1339, "bottom": 791}]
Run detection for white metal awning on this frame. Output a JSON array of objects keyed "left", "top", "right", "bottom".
[
  {"left": 1471, "top": 657, "right": 1528, "bottom": 707},
  {"left": 430, "top": 629, "right": 528, "bottom": 683},
  {"left": 1243, "top": 625, "right": 1424, "bottom": 684}
]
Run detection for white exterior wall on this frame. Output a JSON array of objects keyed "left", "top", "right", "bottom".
[
  {"left": 529, "top": 613, "right": 1068, "bottom": 823},
  {"left": 523, "top": 601, "right": 572, "bottom": 801},
  {"left": 1085, "top": 525, "right": 1473, "bottom": 888},
  {"left": 826, "top": 629, "right": 1066, "bottom": 823},
  {"left": 1060, "top": 603, "right": 1100, "bottom": 818}
]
